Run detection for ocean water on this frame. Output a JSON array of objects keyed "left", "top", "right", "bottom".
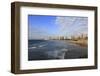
[{"left": 28, "top": 40, "right": 88, "bottom": 61}]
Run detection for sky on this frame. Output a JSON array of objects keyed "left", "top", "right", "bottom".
[{"left": 28, "top": 15, "right": 88, "bottom": 40}]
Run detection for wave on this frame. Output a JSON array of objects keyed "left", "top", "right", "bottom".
[
  {"left": 38, "top": 45, "right": 46, "bottom": 47},
  {"left": 29, "top": 46, "right": 37, "bottom": 49},
  {"left": 45, "top": 48, "right": 68, "bottom": 59},
  {"left": 29, "top": 44, "right": 46, "bottom": 49}
]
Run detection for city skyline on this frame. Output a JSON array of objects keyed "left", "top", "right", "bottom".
[{"left": 28, "top": 15, "right": 88, "bottom": 40}]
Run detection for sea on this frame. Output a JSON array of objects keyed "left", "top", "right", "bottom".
[{"left": 28, "top": 40, "right": 87, "bottom": 61}]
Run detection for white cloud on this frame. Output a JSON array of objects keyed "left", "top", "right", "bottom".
[{"left": 55, "top": 16, "right": 88, "bottom": 36}]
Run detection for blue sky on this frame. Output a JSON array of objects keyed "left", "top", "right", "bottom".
[{"left": 28, "top": 15, "right": 88, "bottom": 39}]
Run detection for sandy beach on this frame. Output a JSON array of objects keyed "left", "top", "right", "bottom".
[{"left": 69, "top": 39, "right": 87, "bottom": 47}]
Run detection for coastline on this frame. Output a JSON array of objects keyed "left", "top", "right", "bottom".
[{"left": 69, "top": 39, "right": 87, "bottom": 47}]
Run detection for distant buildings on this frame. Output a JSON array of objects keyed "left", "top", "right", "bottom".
[
  {"left": 48, "top": 36, "right": 68, "bottom": 40},
  {"left": 71, "top": 34, "right": 88, "bottom": 41},
  {"left": 48, "top": 33, "right": 87, "bottom": 40}
]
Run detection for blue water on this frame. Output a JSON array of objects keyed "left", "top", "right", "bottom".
[{"left": 28, "top": 40, "right": 88, "bottom": 61}]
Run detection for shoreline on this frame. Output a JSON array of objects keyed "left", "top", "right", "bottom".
[{"left": 69, "top": 40, "right": 87, "bottom": 47}]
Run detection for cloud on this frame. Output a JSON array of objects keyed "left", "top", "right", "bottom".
[{"left": 55, "top": 16, "right": 88, "bottom": 36}]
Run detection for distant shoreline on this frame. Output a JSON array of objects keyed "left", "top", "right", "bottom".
[{"left": 69, "top": 40, "right": 87, "bottom": 47}]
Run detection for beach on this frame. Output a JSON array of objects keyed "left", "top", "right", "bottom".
[{"left": 69, "top": 39, "right": 87, "bottom": 47}]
